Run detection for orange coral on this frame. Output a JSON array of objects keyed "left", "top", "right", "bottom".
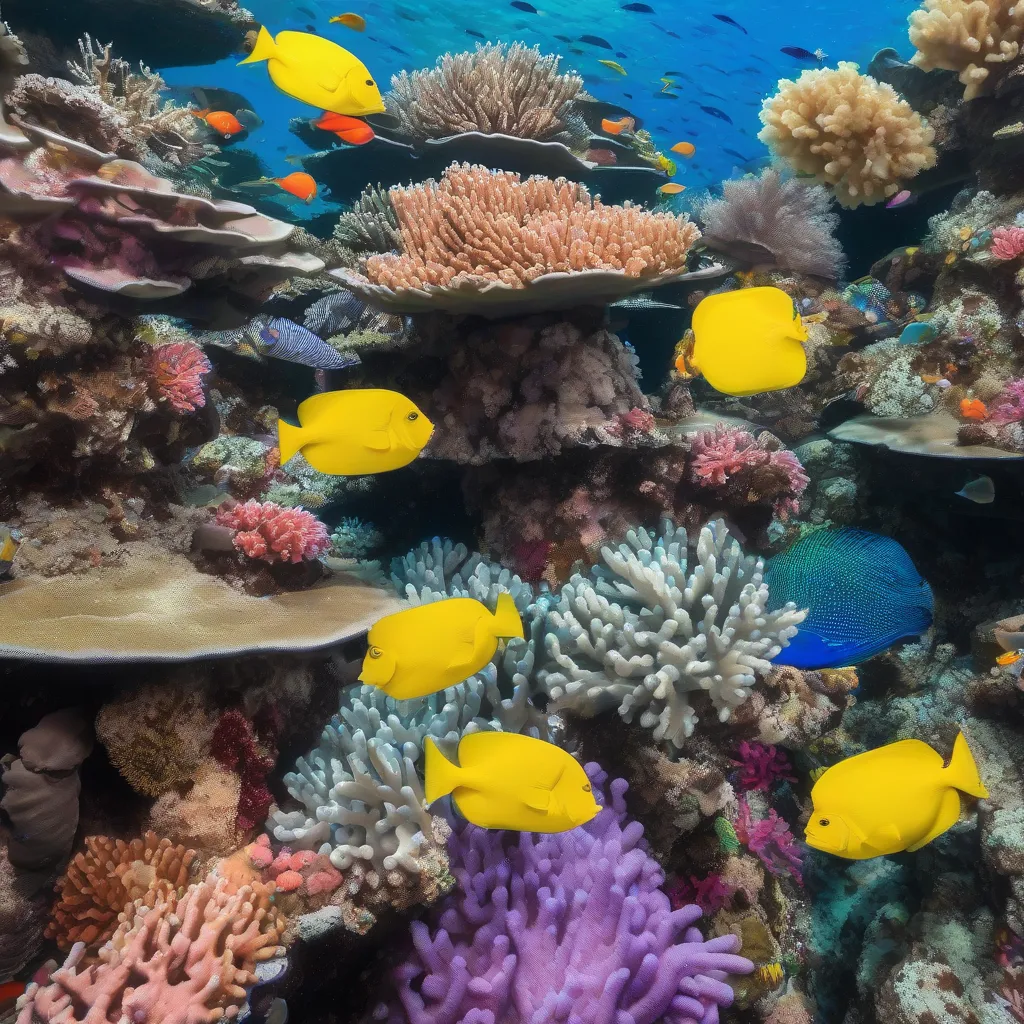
[
  {"left": 46, "top": 832, "right": 197, "bottom": 953},
  {"left": 960, "top": 397, "right": 988, "bottom": 420}
]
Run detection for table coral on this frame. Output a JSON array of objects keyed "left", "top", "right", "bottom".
[
  {"left": 215, "top": 500, "right": 330, "bottom": 564},
  {"left": 378, "top": 766, "right": 753, "bottom": 1024},
  {"left": 759, "top": 63, "right": 937, "bottom": 208}
]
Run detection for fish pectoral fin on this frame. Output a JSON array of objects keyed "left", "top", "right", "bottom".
[
  {"left": 365, "top": 430, "right": 392, "bottom": 451},
  {"left": 906, "top": 789, "right": 962, "bottom": 852},
  {"left": 314, "top": 69, "right": 345, "bottom": 93},
  {"left": 523, "top": 788, "right": 551, "bottom": 812},
  {"left": 862, "top": 823, "right": 903, "bottom": 855}
]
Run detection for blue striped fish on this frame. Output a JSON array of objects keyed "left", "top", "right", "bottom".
[{"left": 242, "top": 317, "right": 360, "bottom": 370}]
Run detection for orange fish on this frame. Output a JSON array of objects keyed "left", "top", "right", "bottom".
[
  {"left": 658, "top": 182, "right": 686, "bottom": 194},
  {"left": 671, "top": 141, "right": 696, "bottom": 156},
  {"left": 997, "top": 649, "right": 1024, "bottom": 667},
  {"left": 601, "top": 116, "right": 635, "bottom": 135},
  {"left": 0, "top": 982, "right": 24, "bottom": 1005},
  {"left": 960, "top": 398, "right": 988, "bottom": 421},
  {"left": 330, "top": 12, "right": 366, "bottom": 30},
  {"left": 271, "top": 172, "right": 318, "bottom": 202},
  {"left": 920, "top": 373, "right": 943, "bottom": 385},
  {"left": 192, "top": 109, "right": 245, "bottom": 138},
  {"left": 314, "top": 111, "right": 375, "bottom": 145}
]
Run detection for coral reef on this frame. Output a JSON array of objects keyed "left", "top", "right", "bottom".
[
  {"left": 385, "top": 43, "right": 586, "bottom": 145},
  {"left": 215, "top": 500, "right": 331, "bottom": 564},
  {"left": 759, "top": 63, "right": 937, "bottom": 207}
]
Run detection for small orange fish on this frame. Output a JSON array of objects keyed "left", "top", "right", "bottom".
[
  {"left": 330, "top": 12, "right": 366, "bottom": 30},
  {"left": 658, "top": 182, "right": 686, "bottom": 194},
  {"left": 997, "top": 649, "right": 1024, "bottom": 667},
  {"left": 0, "top": 982, "right": 24, "bottom": 1005},
  {"left": 192, "top": 109, "right": 245, "bottom": 138},
  {"left": 920, "top": 373, "right": 943, "bottom": 385},
  {"left": 601, "top": 116, "right": 635, "bottom": 135},
  {"left": 273, "top": 172, "right": 318, "bottom": 203},
  {"left": 960, "top": 398, "right": 988, "bottom": 421},
  {"left": 671, "top": 141, "right": 696, "bottom": 156},
  {"left": 314, "top": 111, "right": 374, "bottom": 145}
]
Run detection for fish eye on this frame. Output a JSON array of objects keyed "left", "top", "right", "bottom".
[
  {"left": 818, "top": 818, "right": 830, "bottom": 827},
  {"left": 407, "top": 412, "right": 419, "bottom": 421},
  {"left": 369, "top": 646, "right": 382, "bottom": 659},
  {"left": 366, "top": 79, "right": 375, "bottom": 87},
  {"left": 583, "top": 783, "right": 591, "bottom": 793}
]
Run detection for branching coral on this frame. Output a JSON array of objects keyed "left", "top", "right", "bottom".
[
  {"left": 146, "top": 342, "right": 212, "bottom": 414},
  {"left": 697, "top": 169, "right": 847, "bottom": 279},
  {"left": 380, "top": 766, "right": 753, "bottom": 1024},
  {"left": 331, "top": 183, "right": 402, "bottom": 264},
  {"left": 215, "top": 500, "right": 330, "bottom": 564},
  {"left": 732, "top": 741, "right": 797, "bottom": 792},
  {"left": 536, "top": 518, "right": 806, "bottom": 747},
  {"left": 687, "top": 424, "right": 809, "bottom": 521},
  {"left": 908, "top": 0, "right": 1024, "bottom": 100},
  {"left": 759, "top": 62, "right": 937, "bottom": 208},
  {"left": 385, "top": 43, "right": 586, "bottom": 144},
  {"left": 46, "top": 833, "right": 197, "bottom": 953},
  {"left": 19, "top": 875, "right": 285, "bottom": 1024},
  {"left": 361, "top": 163, "right": 700, "bottom": 289},
  {"left": 992, "top": 225, "right": 1024, "bottom": 259},
  {"left": 735, "top": 798, "right": 803, "bottom": 883}
]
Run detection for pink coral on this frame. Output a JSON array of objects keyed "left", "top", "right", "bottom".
[
  {"left": 146, "top": 342, "right": 212, "bottom": 414},
  {"left": 990, "top": 378, "right": 1024, "bottom": 425},
  {"left": 735, "top": 799, "right": 803, "bottom": 883},
  {"left": 605, "top": 406, "right": 657, "bottom": 439},
  {"left": 215, "top": 500, "right": 331, "bottom": 564},
  {"left": 991, "top": 226, "right": 1024, "bottom": 261},
  {"left": 688, "top": 424, "right": 809, "bottom": 520},
  {"left": 667, "top": 873, "right": 735, "bottom": 915},
  {"left": 732, "top": 741, "right": 797, "bottom": 792}
]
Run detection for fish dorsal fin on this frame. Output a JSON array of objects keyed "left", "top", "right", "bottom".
[
  {"left": 905, "top": 788, "right": 961, "bottom": 852},
  {"left": 365, "top": 430, "right": 391, "bottom": 451}
]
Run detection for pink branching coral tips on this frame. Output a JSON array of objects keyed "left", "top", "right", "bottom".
[
  {"left": 733, "top": 741, "right": 798, "bottom": 792},
  {"left": 145, "top": 341, "right": 212, "bottom": 413},
  {"left": 991, "top": 226, "right": 1024, "bottom": 261},
  {"left": 215, "top": 500, "right": 331, "bottom": 563}
]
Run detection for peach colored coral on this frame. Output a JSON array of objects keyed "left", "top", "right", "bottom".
[
  {"left": 46, "top": 833, "right": 197, "bottom": 953},
  {"left": 908, "top": 0, "right": 1024, "bottom": 100},
  {"left": 363, "top": 162, "right": 701, "bottom": 289},
  {"left": 758, "top": 63, "right": 937, "bottom": 208}
]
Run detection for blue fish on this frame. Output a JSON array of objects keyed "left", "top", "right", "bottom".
[
  {"left": 766, "top": 529, "right": 933, "bottom": 669},
  {"left": 580, "top": 34, "right": 614, "bottom": 48},
  {"left": 781, "top": 45, "right": 822, "bottom": 63},
  {"left": 699, "top": 105, "right": 732, "bottom": 123},
  {"left": 713, "top": 13, "right": 747, "bottom": 32},
  {"left": 244, "top": 317, "right": 360, "bottom": 370},
  {"left": 898, "top": 321, "right": 936, "bottom": 345}
]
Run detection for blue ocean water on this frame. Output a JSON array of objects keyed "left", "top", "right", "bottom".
[{"left": 160, "top": 0, "right": 912, "bottom": 200}]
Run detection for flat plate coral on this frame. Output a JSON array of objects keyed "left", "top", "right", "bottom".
[
  {"left": 0, "top": 552, "right": 404, "bottom": 661},
  {"left": 828, "top": 412, "right": 1024, "bottom": 459}
]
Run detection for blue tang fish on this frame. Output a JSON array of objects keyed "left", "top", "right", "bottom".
[
  {"left": 242, "top": 317, "right": 359, "bottom": 370},
  {"left": 766, "top": 529, "right": 933, "bottom": 669}
]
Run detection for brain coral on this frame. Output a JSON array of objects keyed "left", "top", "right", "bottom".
[{"left": 758, "top": 62, "right": 937, "bottom": 208}]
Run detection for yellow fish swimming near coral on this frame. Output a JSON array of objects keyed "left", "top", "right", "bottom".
[
  {"left": 689, "top": 286, "right": 808, "bottom": 397},
  {"left": 239, "top": 27, "right": 385, "bottom": 116},
  {"left": 424, "top": 732, "right": 602, "bottom": 832},
  {"left": 277, "top": 389, "right": 433, "bottom": 476},
  {"left": 804, "top": 732, "right": 989, "bottom": 860},
  {"left": 359, "top": 595, "right": 524, "bottom": 699}
]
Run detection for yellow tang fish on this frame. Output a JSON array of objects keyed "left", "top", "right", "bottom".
[
  {"left": 277, "top": 389, "right": 433, "bottom": 476},
  {"left": 424, "top": 732, "right": 602, "bottom": 832},
  {"left": 690, "top": 286, "right": 808, "bottom": 397},
  {"left": 804, "top": 732, "right": 989, "bottom": 860},
  {"left": 360, "top": 594, "right": 524, "bottom": 699},
  {"left": 239, "top": 26, "right": 385, "bottom": 116}
]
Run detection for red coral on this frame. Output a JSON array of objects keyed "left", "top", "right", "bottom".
[
  {"left": 667, "top": 873, "right": 734, "bottom": 915},
  {"left": 146, "top": 342, "right": 212, "bottom": 414},
  {"left": 688, "top": 424, "right": 808, "bottom": 520},
  {"left": 732, "top": 741, "right": 797, "bottom": 792},
  {"left": 606, "top": 406, "right": 657, "bottom": 439},
  {"left": 991, "top": 226, "right": 1024, "bottom": 261},
  {"left": 735, "top": 798, "right": 803, "bottom": 883},
  {"left": 215, "top": 500, "right": 331, "bottom": 563},
  {"left": 210, "top": 709, "right": 276, "bottom": 835}
]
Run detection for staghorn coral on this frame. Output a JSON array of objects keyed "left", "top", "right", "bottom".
[
  {"left": 145, "top": 342, "right": 212, "bottom": 414},
  {"left": 18, "top": 875, "right": 285, "bottom": 1024},
  {"left": 385, "top": 43, "right": 586, "bottom": 145},
  {"left": 380, "top": 766, "right": 752, "bottom": 1024},
  {"left": 759, "top": 63, "right": 937, "bottom": 208},
  {"left": 536, "top": 518, "right": 806, "bottom": 748},
  {"left": 361, "top": 163, "right": 700, "bottom": 289},
  {"left": 908, "top": 0, "right": 1024, "bottom": 100},
  {"left": 215, "top": 500, "right": 330, "bottom": 564},
  {"left": 696, "top": 169, "right": 847, "bottom": 279},
  {"left": 732, "top": 741, "right": 797, "bottom": 792},
  {"left": 46, "top": 833, "right": 197, "bottom": 953}
]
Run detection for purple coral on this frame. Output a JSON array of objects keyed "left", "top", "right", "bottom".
[
  {"left": 732, "top": 741, "right": 797, "bottom": 792},
  {"left": 735, "top": 799, "right": 803, "bottom": 883},
  {"left": 383, "top": 766, "right": 753, "bottom": 1024},
  {"left": 989, "top": 378, "right": 1024, "bottom": 425},
  {"left": 687, "top": 424, "right": 809, "bottom": 520}
]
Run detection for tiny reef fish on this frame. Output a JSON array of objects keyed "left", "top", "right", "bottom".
[
  {"left": 579, "top": 34, "right": 613, "bottom": 48},
  {"left": 622, "top": 2, "right": 655, "bottom": 10},
  {"left": 192, "top": 109, "right": 245, "bottom": 137},
  {"left": 424, "top": 732, "right": 602, "bottom": 832},
  {"left": 239, "top": 26, "right": 385, "bottom": 116},
  {"left": 598, "top": 59, "right": 627, "bottom": 75},
  {"left": 956, "top": 475, "right": 995, "bottom": 504},
  {"left": 314, "top": 110, "right": 375, "bottom": 144},
  {"left": 601, "top": 115, "right": 635, "bottom": 134},
  {"left": 278, "top": 388, "right": 432, "bottom": 474},
  {"left": 658, "top": 182, "right": 686, "bottom": 194},
  {"left": 244, "top": 317, "right": 358, "bottom": 370},
  {"left": 671, "top": 141, "right": 696, "bottom": 155},
  {"left": 329, "top": 12, "right": 366, "bottom": 30},
  {"left": 360, "top": 594, "right": 524, "bottom": 699},
  {"left": 699, "top": 105, "right": 732, "bottom": 123},
  {"left": 781, "top": 45, "right": 823, "bottom": 62},
  {"left": 510, "top": 1, "right": 538, "bottom": 11},
  {"left": 805, "top": 733, "right": 988, "bottom": 859},
  {"left": 712, "top": 13, "right": 747, "bottom": 32}
]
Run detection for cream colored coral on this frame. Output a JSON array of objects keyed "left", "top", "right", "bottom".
[
  {"left": 909, "top": 0, "right": 1024, "bottom": 100},
  {"left": 758, "top": 62, "right": 937, "bottom": 208}
]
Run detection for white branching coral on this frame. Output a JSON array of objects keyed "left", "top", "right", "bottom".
[
  {"left": 536, "top": 519, "right": 807, "bottom": 748},
  {"left": 909, "top": 0, "right": 1024, "bottom": 100}
]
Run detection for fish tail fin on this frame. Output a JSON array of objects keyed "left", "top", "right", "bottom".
[
  {"left": 492, "top": 591, "right": 524, "bottom": 640},
  {"left": 946, "top": 731, "right": 989, "bottom": 799},
  {"left": 238, "top": 25, "right": 276, "bottom": 65},
  {"left": 424, "top": 737, "right": 460, "bottom": 805},
  {"left": 277, "top": 418, "right": 305, "bottom": 465}
]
